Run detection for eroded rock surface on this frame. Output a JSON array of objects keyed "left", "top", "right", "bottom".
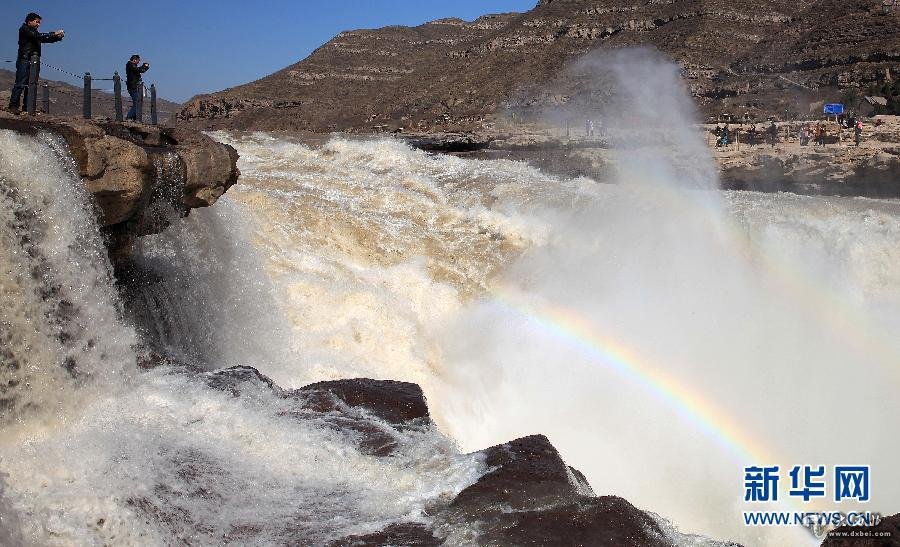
[{"left": 0, "top": 113, "right": 239, "bottom": 255}]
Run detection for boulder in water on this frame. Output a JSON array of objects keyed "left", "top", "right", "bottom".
[{"left": 169, "top": 365, "right": 738, "bottom": 545}]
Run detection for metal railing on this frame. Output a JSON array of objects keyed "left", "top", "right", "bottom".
[
  {"left": 6, "top": 55, "right": 159, "bottom": 124},
  {"left": 83, "top": 70, "right": 157, "bottom": 124}
]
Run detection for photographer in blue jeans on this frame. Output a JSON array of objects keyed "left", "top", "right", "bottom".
[
  {"left": 7, "top": 12, "right": 64, "bottom": 113},
  {"left": 125, "top": 54, "right": 150, "bottom": 121}
]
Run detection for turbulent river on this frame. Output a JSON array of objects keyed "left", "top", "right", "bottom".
[{"left": 2, "top": 60, "right": 899, "bottom": 547}]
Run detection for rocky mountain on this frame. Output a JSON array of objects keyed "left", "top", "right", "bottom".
[
  {"left": 177, "top": 0, "right": 900, "bottom": 132},
  {"left": 0, "top": 68, "right": 181, "bottom": 123}
]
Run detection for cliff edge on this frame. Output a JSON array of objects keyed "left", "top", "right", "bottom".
[{"left": 0, "top": 113, "right": 239, "bottom": 257}]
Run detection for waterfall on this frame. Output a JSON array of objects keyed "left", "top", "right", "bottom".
[{"left": 0, "top": 129, "right": 135, "bottom": 426}]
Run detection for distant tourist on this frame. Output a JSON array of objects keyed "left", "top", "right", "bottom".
[
  {"left": 768, "top": 121, "right": 777, "bottom": 147},
  {"left": 746, "top": 125, "right": 757, "bottom": 145},
  {"left": 815, "top": 122, "right": 826, "bottom": 146},
  {"left": 125, "top": 54, "right": 150, "bottom": 121},
  {"left": 798, "top": 125, "right": 808, "bottom": 146},
  {"left": 718, "top": 124, "right": 731, "bottom": 147},
  {"left": 586, "top": 119, "right": 594, "bottom": 137},
  {"left": 854, "top": 120, "right": 862, "bottom": 147},
  {"left": 7, "top": 12, "right": 64, "bottom": 114}
]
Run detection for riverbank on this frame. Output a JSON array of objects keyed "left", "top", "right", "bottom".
[{"left": 397, "top": 115, "right": 900, "bottom": 198}]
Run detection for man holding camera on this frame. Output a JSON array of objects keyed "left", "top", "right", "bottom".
[
  {"left": 125, "top": 54, "right": 150, "bottom": 121},
  {"left": 8, "top": 12, "right": 64, "bottom": 113}
]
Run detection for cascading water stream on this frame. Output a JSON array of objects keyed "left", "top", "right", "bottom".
[
  {"left": 1, "top": 53, "right": 898, "bottom": 546},
  {"left": 0, "top": 130, "right": 136, "bottom": 425},
  {"left": 188, "top": 128, "right": 900, "bottom": 547},
  {"left": 198, "top": 58, "right": 900, "bottom": 545},
  {"left": 0, "top": 130, "right": 484, "bottom": 546}
]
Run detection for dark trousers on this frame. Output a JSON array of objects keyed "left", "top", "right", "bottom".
[
  {"left": 126, "top": 87, "right": 142, "bottom": 121},
  {"left": 8, "top": 57, "right": 34, "bottom": 109}
]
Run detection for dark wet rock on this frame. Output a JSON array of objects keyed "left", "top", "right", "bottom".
[
  {"left": 127, "top": 365, "right": 735, "bottom": 545},
  {"left": 288, "top": 379, "right": 432, "bottom": 456},
  {"left": 821, "top": 513, "right": 900, "bottom": 547},
  {"left": 136, "top": 350, "right": 204, "bottom": 373},
  {"left": 284, "top": 407, "right": 403, "bottom": 458},
  {"left": 297, "top": 378, "right": 431, "bottom": 426},
  {"left": 403, "top": 133, "right": 493, "bottom": 153},
  {"left": 449, "top": 434, "right": 673, "bottom": 546},
  {"left": 204, "top": 365, "right": 280, "bottom": 396},
  {"left": 472, "top": 497, "right": 669, "bottom": 547},
  {"left": 453, "top": 434, "right": 583, "bottom": 509},
  {"left": 198, "top": 370, "right": 419, "bottom": 457},
  {"left": 326, "top": 523, "right": 441, "bottom": 547}
]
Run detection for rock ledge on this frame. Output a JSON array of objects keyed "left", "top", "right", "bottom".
[{"left": 0, "top": 113, "right": 239, "bottom": 256}]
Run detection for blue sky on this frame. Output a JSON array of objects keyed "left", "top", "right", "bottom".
[{"left": 2, "top": 1, "right": 536, "bottom": 103}]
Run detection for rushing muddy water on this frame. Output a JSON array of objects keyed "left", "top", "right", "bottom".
[
  {"left": 2, "top": 58, "right": 899, "bottom": 544},
  {"left": 206, "top": 132, "right": 900, "bottom": 546},
  {"left": 2, "top": 123, "right": 899, "bottom": 546}
]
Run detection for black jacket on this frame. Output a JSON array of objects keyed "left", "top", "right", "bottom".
[
  {"left": 125, "top": 62, "right": 149, "bottom": 92},
  {"left": 17, "top": 23, "right": 62, "bottom": 60}
]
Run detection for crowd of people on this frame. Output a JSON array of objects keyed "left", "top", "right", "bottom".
[
  {"left": 712, "top": 116, "right": 865, "bottom": 149},
  {"left": 6, "top": 11, "right": 150, "bottom": 121},
  {"left": 713, "top": 120, "right": 780, "bottom": 147}
]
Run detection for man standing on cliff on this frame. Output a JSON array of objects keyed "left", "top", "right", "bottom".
[
  {"left": 7, "top": 13, "right": 64, "bottom": 114},
  {"left": 125, "top": 55, "right": 150, "bottom": 121}
]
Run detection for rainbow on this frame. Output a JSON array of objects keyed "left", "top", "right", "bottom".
[
  {"left": 490, "top": 282, "right": 775, "bottom": 467},
  {"left": 482, "top": 176, "right": 896, "bottom": 523}
]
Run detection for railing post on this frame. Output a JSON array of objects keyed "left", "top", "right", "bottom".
[
  {"left": 83, "top": 72, "right": 92, "bottom": 119},
  {"left": 150, "top": 84, "right": 158, "bottom": 125},
  {"left": 137, "top": 82, "right": 144, "bottom": 123},
  {"left": 26, "top": 54, "right": 39, "bottom": 115},
  {"left": 113, "top": 71, "right": 123, "bottom": 121},
  {"left": 42, "top": 84, "right": 49, "bottom": 114}
]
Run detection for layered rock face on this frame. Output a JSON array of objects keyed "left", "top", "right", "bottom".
[
  {"left": 0, "top": 113, "right": 239, "bottom": 256},
  {"left": 178, "top": 0, "right": 900, "bottom": 132}
]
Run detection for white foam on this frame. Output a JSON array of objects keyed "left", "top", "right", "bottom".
[
  {"left": 0, "top": 367, "right": 483, "bottom": 544},
  {"left": 205, "top": 104, "right": 900, "bottom": 546},
  {"left": 4, "top": 108, "right": 898, "bottom": 546},
  {"left": 0, "top": 130, "right": 136, "bottom": 427}
]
